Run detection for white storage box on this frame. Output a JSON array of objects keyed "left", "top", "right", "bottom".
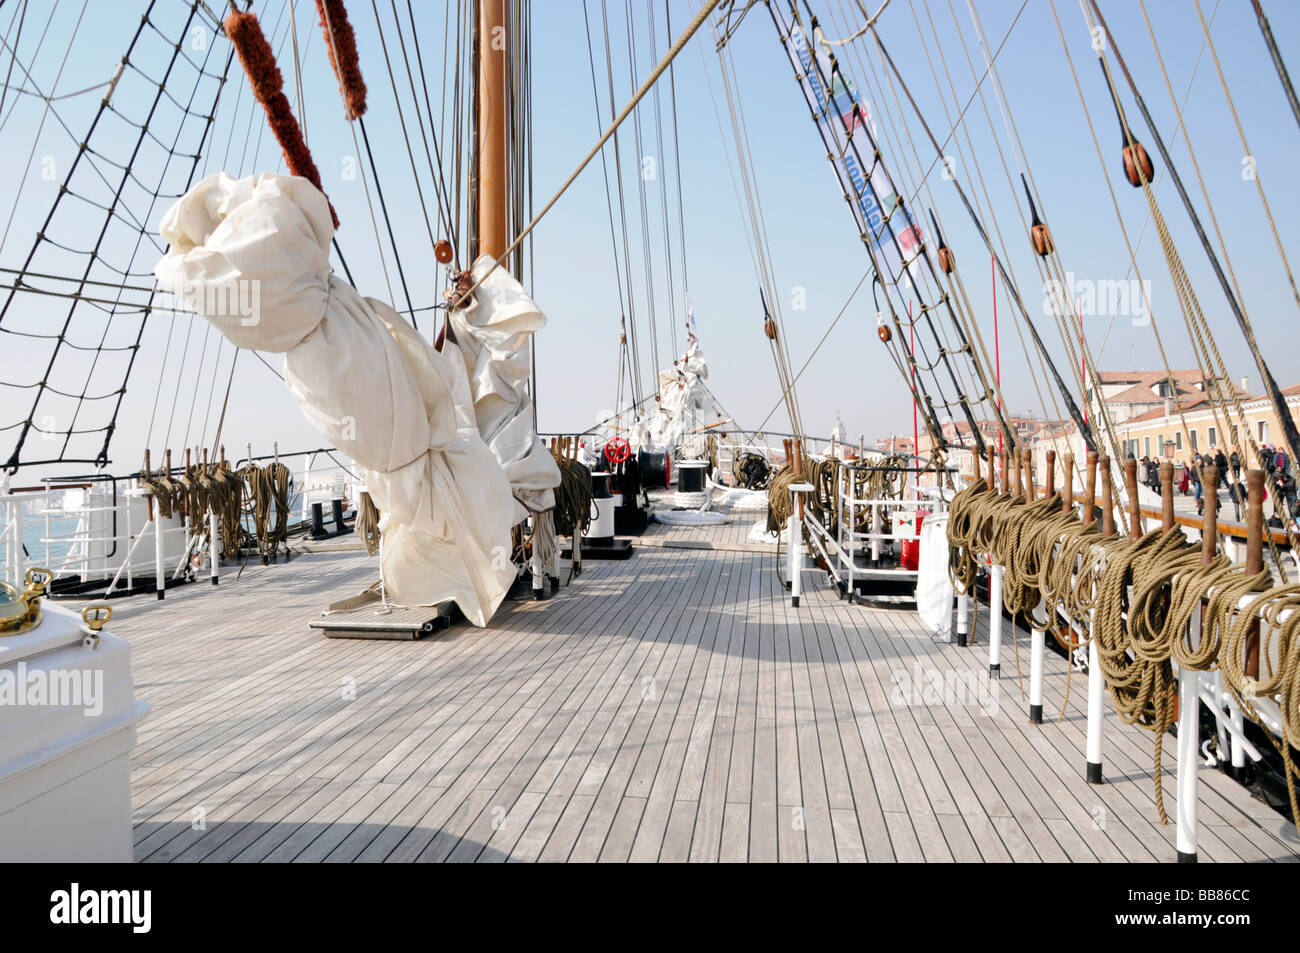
[{"left": 0, "top": 602, "right": 148, "bottom": 861}]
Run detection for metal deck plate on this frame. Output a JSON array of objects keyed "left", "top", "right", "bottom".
[{"left": 309, "top": 602, "right": 454, "bottom": 640}]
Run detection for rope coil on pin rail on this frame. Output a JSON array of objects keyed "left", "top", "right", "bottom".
[
  {"left": 552, "top": 457, "right": 595, "bottom": 539},
  {"left": 1220, "top": 583, "right": 1300, "bottom": 827},
  {"left": 767, "top": 452, "right": 912, "bottom": 540},
  {"left": 946, "top": 458, "right": 1300, "bottom": 827}
]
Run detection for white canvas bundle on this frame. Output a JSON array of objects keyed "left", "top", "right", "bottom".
[
  {"left": 447, "top": 255, "right": 560, "bottom": 523},
  {"left": 154, "top": 171, "right": 543, "bottom": 626},
  {"left": 640, "top": 341, "right": 727, "bottom": 456},
  {"left": 916, "top": 512, "right": 955, "bottom": 640}
]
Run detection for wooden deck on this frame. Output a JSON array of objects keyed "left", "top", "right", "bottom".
[{"left": 108, "top": 507, "right": 1298, "bottom": 862}]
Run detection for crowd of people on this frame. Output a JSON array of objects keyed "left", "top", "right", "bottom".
[{"left": 1131, "top": 445, "right": 1298, "bottom": 526}]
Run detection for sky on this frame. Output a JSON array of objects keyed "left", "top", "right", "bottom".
[{"left": 2, "top": 0, "right": 1299, "bottom": 479}]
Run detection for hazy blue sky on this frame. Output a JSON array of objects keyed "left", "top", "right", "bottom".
[{"left": 2, "top": 0, "right": 1299, "bottom": 476}]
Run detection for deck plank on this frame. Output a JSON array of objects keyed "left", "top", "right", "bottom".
[{"left": 96, "top": 521, "right": 1296, "bottom": 863}]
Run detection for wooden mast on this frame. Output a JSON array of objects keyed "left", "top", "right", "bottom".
[{"left": 476, "top": 0, "right": 511, "bottom": 266}]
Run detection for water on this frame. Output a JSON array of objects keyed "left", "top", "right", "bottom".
[{"left": 13, "top": 516, "right": 81, "bottom": 571}]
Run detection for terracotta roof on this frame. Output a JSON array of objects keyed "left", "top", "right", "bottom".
[
  {"left": 1123, "top": 397, "right": 1214, "bottom": 424},
  {"left": 1105, "top": 382, "right": 1173, "bottom": 404},
  {"left": 1096, "top": 369, "right": 1251, "bottom": 403},
  {"left": 1097, "top": 369, "right": 1205, "bottom": 386}
]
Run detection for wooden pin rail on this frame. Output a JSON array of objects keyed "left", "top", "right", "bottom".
[
  {"left": 1125, "top": 457, "right": 1142, "bottom": 541},
  {"left": 962, "top": 448, "right": 1278, "bottom": 860},
  {"left": 1062, "top": 452, "right": 1074, "bottom": 512},
  {"left": 1100, "top": 455, "right": 1115, "bottom": 537},
  {"left": 1084, "top": 451, "right": 1098, "bottom": 524}
]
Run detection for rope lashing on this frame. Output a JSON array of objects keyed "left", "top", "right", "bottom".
[{"left": 354, "top": 488, "right": 380, "bottom": 557}]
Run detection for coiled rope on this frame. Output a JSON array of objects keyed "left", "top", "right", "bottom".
[
  {"left": 553, "top": 458, "right": 595, "bottom": 538},
  {"left": 950, "top": 478, "right": 1294, "bottom": 825},
  {"left": 732, "top": 450, "right": 772, "bottom": 490},
  {"left": 240, "top": 461, "right": 293, "bottom": 561},
  {"left": 1220, "top": 585, "right": 1300, "bottom": 827}
]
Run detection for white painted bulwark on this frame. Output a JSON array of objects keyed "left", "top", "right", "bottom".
[{"left": 0, "top": 602, "right": 148, "bottom": 861}]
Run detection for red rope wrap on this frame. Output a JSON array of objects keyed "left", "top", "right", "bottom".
[
  {"left": 225, "top": 10, "right": 339, "bottom": 228},
  {"left": 315, "top": 0, "right": 367, "bottom": 119}
]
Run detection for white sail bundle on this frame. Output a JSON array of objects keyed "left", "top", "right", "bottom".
[
  {"left": 154, "top": 171, "right": 556, "bottom": 626},
  {"left": 639, "top": 340, "right": 728, "bottom": 458},
  {"left": 448, "top": 257, "right": 560, "bottom": 522}
]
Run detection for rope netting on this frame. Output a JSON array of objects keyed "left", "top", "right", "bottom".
[{"left": 0, "top": 0, "right": 232, "bottom": 471}]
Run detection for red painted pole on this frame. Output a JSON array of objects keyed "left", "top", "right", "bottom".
[{"left": 910, "top": 301, "right": 918, "bottom": 462}]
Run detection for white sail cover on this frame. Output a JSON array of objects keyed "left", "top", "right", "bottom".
[
  {"left": 638, "top": 341, "right": 728, "bottom": 458},
  {"left": 154, "top": 171, "right": 548, "bottom": 626},
  {"left": 917, "top": 512, "right": 955, "bottom": 640},
  {"left": 448, "top": 256, "right": 559, "bottom": 523}
]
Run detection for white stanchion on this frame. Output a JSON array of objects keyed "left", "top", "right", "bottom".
[
  {"left": 787, "top": 513, "right": 798, "bottom": 599},
  {"left": 870, "top": 505, "right": 881, "bottom": 564},
  {"left": 1176, "top": 664, "right": 1200, "bottom": 863},
  {"left": 790, "top": 517, "right": 802, "bottom": 608},
  {"left": 1227, "top": 691, "right": 1246, "bottom": 781},
  {"left": 956, "top": 592, "right": 970, "bottom": 647},
  {"left": 209, "top": 510, "right": 219, "bottom": 586},
  {"left": 153, "top": 514, "right": 165, "bottom": 601},
  {"left": 1029, "top": 625, "right": 1045, "bottom": 724},
  {"left": 988, "top": 564, "right": 1003, "bottom": 677},
  {"left": 1086, "top": 634, "right": 1104, "bottom": 783},
  {"left": 788, "top": 483, "right": 813, "bottom": 608}
]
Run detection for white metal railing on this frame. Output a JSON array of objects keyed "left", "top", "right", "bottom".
[
  {"left": 0, "top": 483, "right": 195, "bottom": 597},
  {"left": 1, "top": 446, "right": 359, "bottom": 595},
  {"left": 786, "top": 464, "right": 954, "bottom": 607}
]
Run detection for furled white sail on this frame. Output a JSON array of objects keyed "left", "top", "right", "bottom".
[
  {"left": 154, "top": 171, "right": 533, "bottom": 626},
  {"left": 448, "top": 256, "right": 559, "bottom": 523},
  {"left": 638, "top": 340, "right": 728, "bottom": 459}
]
